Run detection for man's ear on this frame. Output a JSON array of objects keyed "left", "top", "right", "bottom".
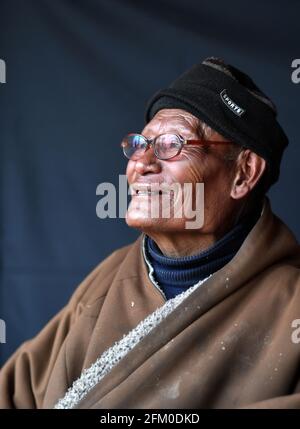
[{"left": 230, "top": 150, "right": 266, "bottom": 200}]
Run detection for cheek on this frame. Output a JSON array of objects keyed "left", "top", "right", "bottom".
[
  {"left": 126, "top": 160, "right": 135, "bottom": 180},
  {"left": 168, "top": 155, "right": 205, "bottom": 185},
  {"left": 171, "top": 153, "right": 233, "bottom": 200}
]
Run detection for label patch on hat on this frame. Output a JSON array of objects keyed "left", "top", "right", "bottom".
[{"left": 220, "top": 89, "right": 245, "bottom": 116}]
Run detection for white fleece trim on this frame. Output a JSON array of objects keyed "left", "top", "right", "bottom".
[
  {"left": 54, "top": 274, "right": 211, "bottom": 409},
  {"left": 141, "top": 234, "right": 167, "bottom": 300}
]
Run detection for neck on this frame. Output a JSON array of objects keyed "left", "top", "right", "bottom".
[
  {"left": 143, "top": 202, "right": 263, "bottom": 258},
  {"left": 145, "top": 231, "right": 218, "bottom": 258}
]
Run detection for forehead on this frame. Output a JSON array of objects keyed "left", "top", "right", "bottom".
[{"left": 142, "top": 108, "right": 200, "bottom": 136}]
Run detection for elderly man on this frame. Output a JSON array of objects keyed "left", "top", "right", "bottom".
[{"left": 1, "top": 57, "right": 300, "bottom": 409}]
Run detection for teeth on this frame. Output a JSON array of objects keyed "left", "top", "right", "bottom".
[
  {"left": 137, "top": 191, "right": 159, "bottom": 195},
  {"left": 136, "top": 190, "right": 164, "bottom": 195}
]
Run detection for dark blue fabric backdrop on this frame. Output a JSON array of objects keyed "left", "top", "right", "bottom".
[{"left": 0, "top": 0, "right": 299, "bottom": 365}]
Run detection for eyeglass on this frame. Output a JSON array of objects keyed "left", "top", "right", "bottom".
[{"left": 121, "top": 133, "right": 232, "bottom": 161}]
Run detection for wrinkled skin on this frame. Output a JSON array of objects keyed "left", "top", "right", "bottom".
[{"left": 125, "top": 109, "right": 265, "bottom": 257}]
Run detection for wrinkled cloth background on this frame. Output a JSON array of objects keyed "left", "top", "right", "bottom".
[{"left": 0, "top": 0, "right": 299, "bottom": 365}]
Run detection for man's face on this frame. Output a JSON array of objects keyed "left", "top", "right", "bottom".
[{"left": 125, "top": 108, "right": 237, "bottom": 235}]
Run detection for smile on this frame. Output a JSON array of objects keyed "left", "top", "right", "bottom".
[{"left": 135, "top": 189, "right": 163, "bottom": 196}]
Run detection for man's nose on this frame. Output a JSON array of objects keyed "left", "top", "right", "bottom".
[{"left": 134, "top": 146, "right": 162, "bottom": 175}]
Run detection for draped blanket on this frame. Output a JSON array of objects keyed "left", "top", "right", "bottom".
[{"left": 1, "top": 198, "right": 300, "bottom": 409}]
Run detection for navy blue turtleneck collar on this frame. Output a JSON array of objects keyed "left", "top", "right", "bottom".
[{"left": 145, "top": 204, "right": 262, "bottom": 300}]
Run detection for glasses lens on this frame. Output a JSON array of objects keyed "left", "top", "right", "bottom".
[
  {"left": 154, "top": 134, "right": 182, "bottom": 159},
  {"left": 121, "top": 134, "right": 148, "bottom": 160}
]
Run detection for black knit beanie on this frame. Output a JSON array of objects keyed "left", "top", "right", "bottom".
[{"left": 145, "top": 57, "right": 289, "bottom": 187}]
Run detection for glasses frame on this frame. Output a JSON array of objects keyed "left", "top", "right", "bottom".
[{"left": 121, "top": 133, "right": 232, "bottom": 160}]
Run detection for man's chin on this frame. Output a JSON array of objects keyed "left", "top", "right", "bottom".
[{"left": 125, "top": 214, "right": 160, "bottom": 231}]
